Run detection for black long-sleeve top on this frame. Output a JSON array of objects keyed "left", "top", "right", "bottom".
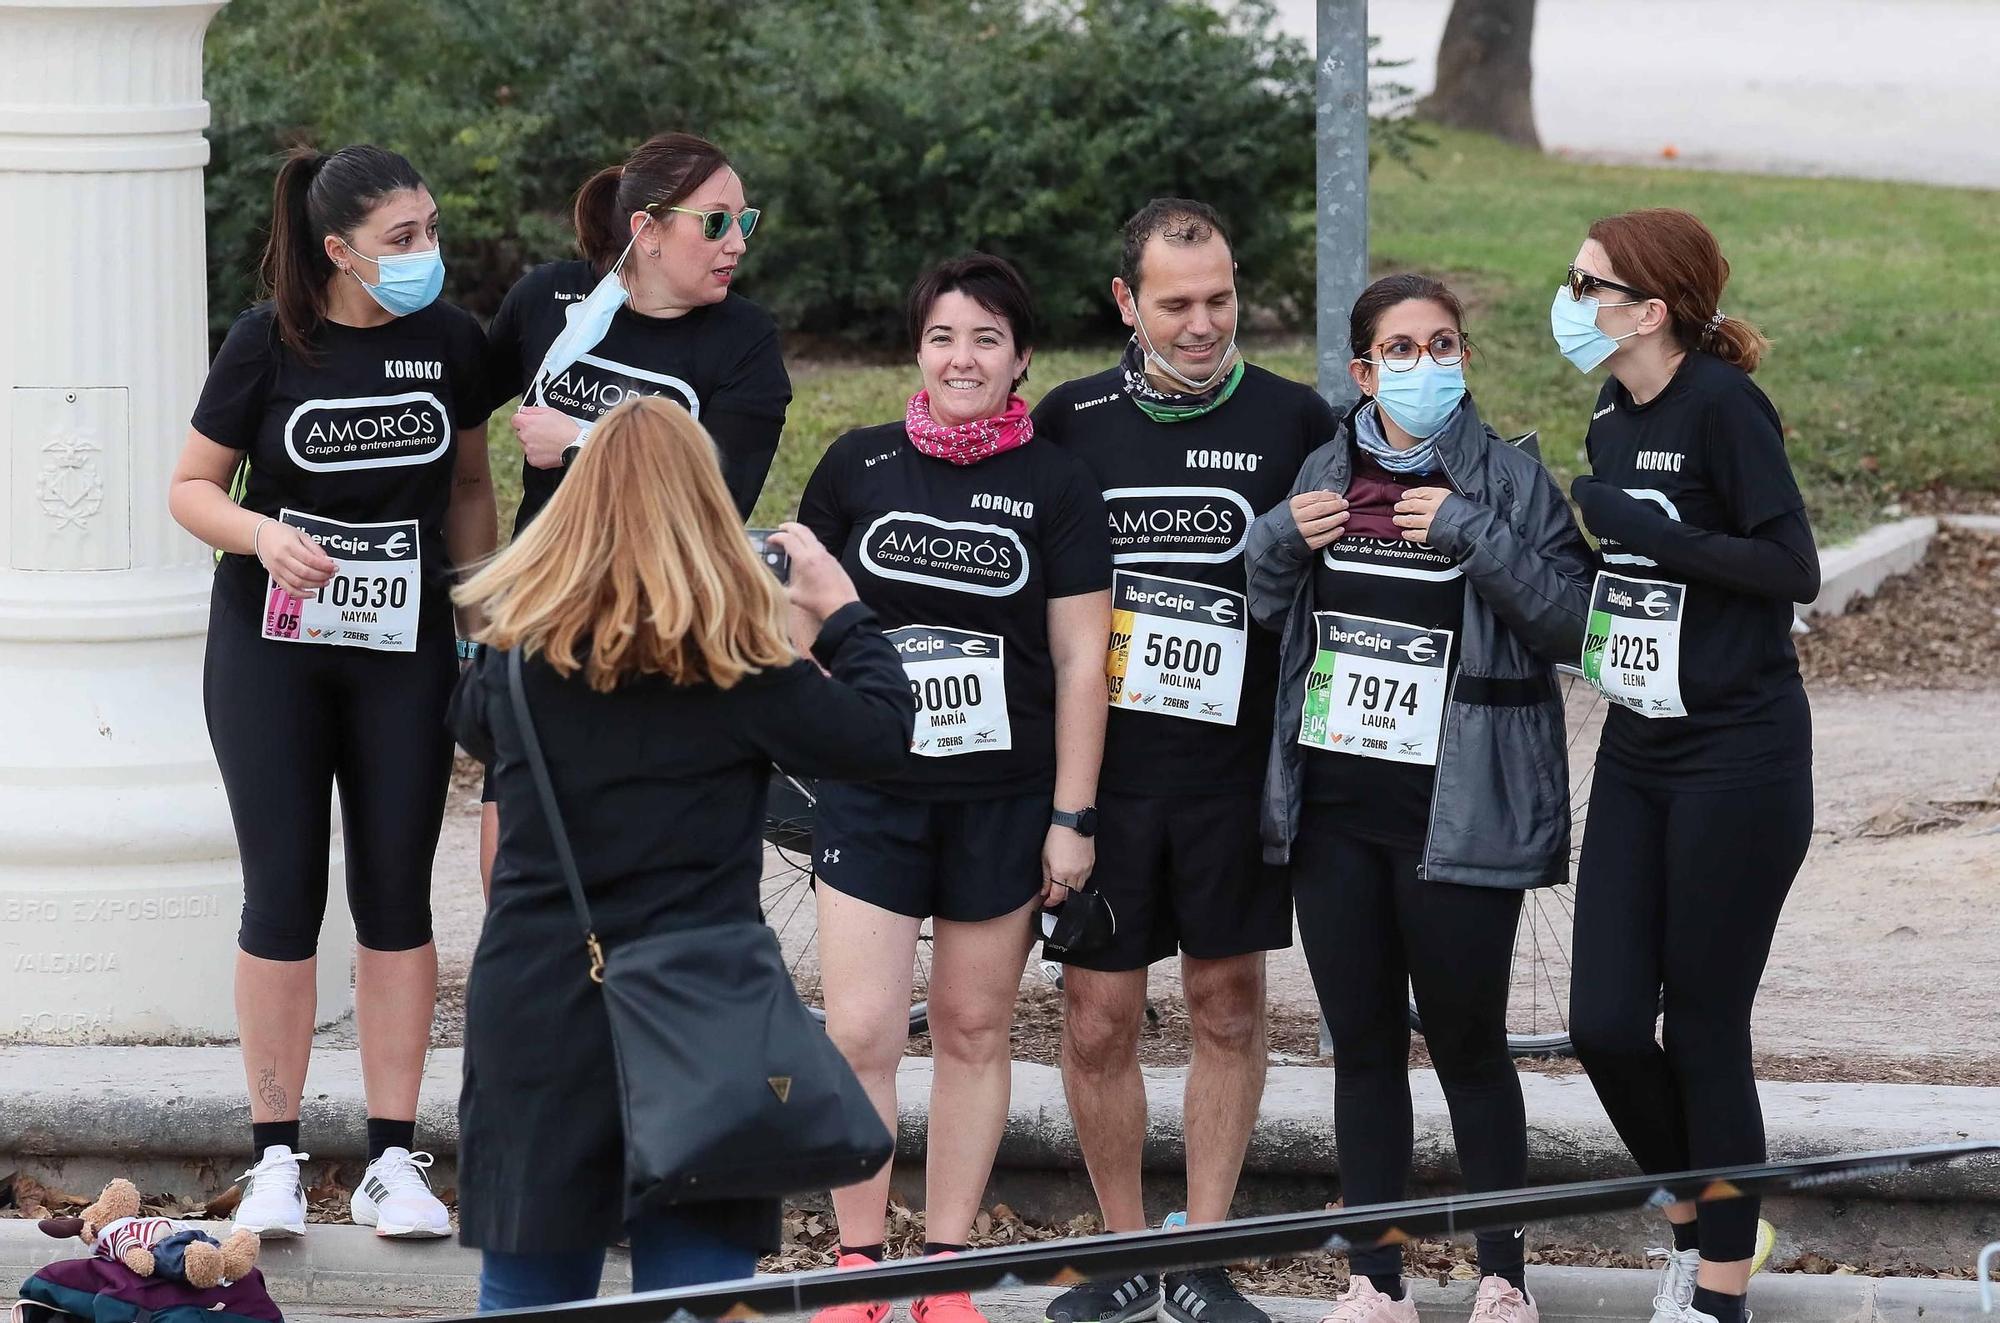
[
  {"left": 447, "top": 602, "right": 912, "bottom": 1255},
  {"left": 1572, "top": 351, "right": 1816, "bottom": 788}
]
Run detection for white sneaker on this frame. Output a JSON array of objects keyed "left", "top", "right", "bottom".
[
  {"left": 1650, "top": 1305, "right": 1750, "bottom": 1323},
  {"left": 1646, "top": 1246, "right": 1700, "bottom": 1318},
  {"left": 233, "top": 1145, "right": 310, "bottom": 1239},
  {"left": 350, "top": 1147, "right": 450, "bottom": 1238}
]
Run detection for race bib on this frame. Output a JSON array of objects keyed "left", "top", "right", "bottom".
[
  {"left": 1298, "top": 611, "right": 1453, "bottom": 765},
  {"left": 1581, "top": 571, "right": 1686, "bottom": 718},
  {"left": 261, "top": 510, "right": 421, "bottom": 653},
  {"left": 1106, "top": 570, "right": 1247, "bottom": 726},
  {"left": 887, "top": 625, "right": 1011, "bottom": 758}
]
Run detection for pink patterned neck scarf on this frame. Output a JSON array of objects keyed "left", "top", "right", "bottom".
[{"left": 904, "top": 391, "right": 1034, "bottom": 465}]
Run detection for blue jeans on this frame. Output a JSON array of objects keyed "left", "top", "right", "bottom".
[{"left": 477, "top": 1210, "right": 757, "bottom": 1310}]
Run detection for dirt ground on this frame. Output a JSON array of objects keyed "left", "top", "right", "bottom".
[{"left": 358, "top": 533, "right": 2000, "bottom": 1082}]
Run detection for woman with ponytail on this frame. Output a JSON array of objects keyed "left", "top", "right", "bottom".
[
  {"left": 478, "top": 131, "right": 793, "bottom": 892},
  {"left": 167, "top": 146, "right": 499, "bottom": 1243},
  {"left": 486, "top": 131, "right": 790, "bottom": 531},
  {"left": 1552, "top": 209, "right": 1816, "bottom": 1323}
]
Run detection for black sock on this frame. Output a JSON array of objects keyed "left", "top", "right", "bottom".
[
  {"left": 1692, "top": 1286, "right": 1745, "bottom": 1323},
  {"left": 923, "top": 1241, "right": 967, "bottom": 1258},
  {"left": 365, "top": 1117, "right": 416, "bottom": 1161},
  {"left": 839, "top": 1243, "right": 884, "bottom": 1262},
  {"left": 1672, "top": 1220, "right": 1701, "bottom": 1253},
  {"left": 251, "top": 1120, "right": 299, "bottom": 1158},
  {"left": 1367, "top": 1273, "right": 1404, "bottom": 1301}
]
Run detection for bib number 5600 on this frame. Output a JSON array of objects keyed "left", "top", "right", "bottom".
[{"left": 1142, "top": 634, "right": 1224, "bottom": 677}]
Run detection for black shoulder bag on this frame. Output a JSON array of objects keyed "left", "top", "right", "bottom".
[{"left": 506, "top": 649, "right": 893, "bottom": 1217}]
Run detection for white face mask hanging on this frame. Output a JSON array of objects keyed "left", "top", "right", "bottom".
[{"left": 522, "top": 215, "right": 649, "bottom": 406}]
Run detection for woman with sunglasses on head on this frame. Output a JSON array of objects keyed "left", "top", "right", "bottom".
[
  {"left": 798, "top": 253, "right": 1112, "bottom": 1323},
  {"left": 1245, "top": 274, "right": 1592, "bottom": 1323},
  {"left": 480, "top": 131, "right": 792, "bottom": 889},
  {"left": 1555, "top": 210, "right": 1816, "bottom": 1323}
]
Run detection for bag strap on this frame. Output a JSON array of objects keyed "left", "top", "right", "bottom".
[{"left": 506, "top": 648, "right": 606, "bottom": 983}]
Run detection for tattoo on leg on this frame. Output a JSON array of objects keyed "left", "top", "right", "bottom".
[{"left": 257, "top": 1065, "right": 287, "bottom": 1115}]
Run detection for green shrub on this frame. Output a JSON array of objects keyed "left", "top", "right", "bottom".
[{"left": 202, "top": 0, "right": 1418, "bottom": 345}]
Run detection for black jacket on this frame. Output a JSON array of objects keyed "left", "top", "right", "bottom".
[{"left": 448, "top": 602, "right": 913, "bottom": 1253}]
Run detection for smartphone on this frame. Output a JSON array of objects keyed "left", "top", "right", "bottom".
[{"left": 746, "top": 528, "right": 791, "bottom": 584}]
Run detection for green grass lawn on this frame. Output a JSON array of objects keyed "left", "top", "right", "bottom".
[{"left": 489, "top": 129, "right": 1998, "bottom": 543}]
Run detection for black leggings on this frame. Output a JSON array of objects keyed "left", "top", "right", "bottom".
[
  {"left": 1569, "top": 762, "right": 1811, "bottom": 1263},
  {"left": 1293, "top": 824, "right": 1529, "bottom": 1282},
  {"left": 204, "top": 594, "right": 457, "bottom": 961}
]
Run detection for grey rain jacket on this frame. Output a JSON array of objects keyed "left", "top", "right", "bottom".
[{"left": 1245, "top": 397, "right": 1594, "bottom": 888}]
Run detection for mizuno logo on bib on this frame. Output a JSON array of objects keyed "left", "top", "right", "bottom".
[
  {"left": 1581, "top": 571, "right": 1687, "bottom": 718},
  {"left": 261, "top": 509, "right": 421, "bottom": 653},
  {"left": 1298, "top": 610, "right": 1453, "bottom": 765},
  {"left": 888, "top": 625, "right": 1011, "bottom": 757},
  {"left": 1106, "top": 569, "right": 1247, "bottom": 726}
]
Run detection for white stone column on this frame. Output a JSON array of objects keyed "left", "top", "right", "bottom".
[{"left": 0, "top": 0, "right": 351, "bottom": 1041}]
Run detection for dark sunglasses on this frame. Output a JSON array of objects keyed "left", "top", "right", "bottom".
[
  {"left": 662, "top": 205, "right": 761, "bottom": 242},
  {"left": 1566, "top": 264, "right": 1651, "bottom": 303}
]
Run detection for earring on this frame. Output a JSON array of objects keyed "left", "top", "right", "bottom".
[{"left": 647, "top": 249, "right": 661, "bottom": 260}]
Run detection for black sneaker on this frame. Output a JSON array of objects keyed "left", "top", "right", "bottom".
[
  {"left": 1044, "top": 1273, "right": 1164, "bottom": 1323},
  {"left": 1162, "top": 1268, "right": 1270, "bottom": 1323}
]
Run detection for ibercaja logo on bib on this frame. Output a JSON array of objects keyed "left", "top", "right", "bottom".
[
  {"left": 541, "top": 354, "right": 701, "bottom": 423},
  {"left": 861, "top": 512, "right": 1029, "bottom": 597},
  {"left": 285, "top": 392, "right": 450, "bottom": 472},
  {"left": 1102, "top": 486, "right": 1255, "bottom": 564}
]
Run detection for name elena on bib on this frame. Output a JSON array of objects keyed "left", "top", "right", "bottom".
[{"left": 1581, "top": 570, "right": 1688, "bottom": 718}]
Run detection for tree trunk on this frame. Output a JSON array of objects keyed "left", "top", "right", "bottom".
[{"left": 1417, "top": 0, "right": 1541, "bottom": 149}]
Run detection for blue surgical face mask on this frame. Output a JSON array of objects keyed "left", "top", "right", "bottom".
[
  {"left": 523, "top": 219, "right": 647, "bottom": 405},
  {"left": 340, "top": 239, "right": 445, "bottom": 317},
  {"left": 1368, "top": 358, "right": 1466, "bottom": 439},
  {"left": 1550, "top": 285, "right": 1643, "bottom": 373}
]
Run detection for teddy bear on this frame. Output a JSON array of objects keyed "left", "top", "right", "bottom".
[{"left": 37, "top": 1177, "right": 259, "bottom": 1290}]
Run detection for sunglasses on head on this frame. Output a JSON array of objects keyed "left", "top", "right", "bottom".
[
  {"left": 658, "top": 204, "right": 761, "bottom": 242},
  {"left": 1566, "top": 264, "right": 1651, "bottom": 303}
]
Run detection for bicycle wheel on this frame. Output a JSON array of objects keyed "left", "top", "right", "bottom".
[
  {"left": 762, "top": 771, "right": 931, "bottom": 1036},
  {"left": 1407, "top": 669, "right": 1603, "bottom": 1057}
]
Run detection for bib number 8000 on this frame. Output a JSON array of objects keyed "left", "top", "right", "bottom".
[{"left": 911, "top": 672, "right": 984, "bottom": 715}]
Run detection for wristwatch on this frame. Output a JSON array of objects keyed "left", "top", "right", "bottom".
[
  {"left": 1051, "top": 806, "right": 1098, "bottom": 838},
  {"left": 561, "top": 421, "right": 594, "bottom": 467}
]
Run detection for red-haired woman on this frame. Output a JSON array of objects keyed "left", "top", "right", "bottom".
[{"left": 1554, "top": 209, "right": 1816, "bottom": 1323}]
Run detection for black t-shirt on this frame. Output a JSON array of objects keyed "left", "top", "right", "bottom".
[
  {"left": 486, "top": 260, "right": 793, "bottom": 530},
  {"left": 1300, "top": 449, "right": 1465, "bottom": 847},
  {"left": 798, "top": 423, "right": 1112, "bottom": 799},
  {"left": 1033, "top": 364, "right": 1335, "bottom": 796},
  {"left": 191, "top": 301, "right": 492, "bottom": 638},
  {"left": 1582, "top": 351, "right": 1811, "bottom": 787}
]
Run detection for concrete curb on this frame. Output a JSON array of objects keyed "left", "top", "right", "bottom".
[
  {"left": 5, "top": 1222, "right": 1996, "bottom": 1322},
  {"left": 4, "top": 1049, "right": 1997, "bottom": 1201},
  {"left": 1805, "top": 516, "right": 1937, "bottom": 619}
]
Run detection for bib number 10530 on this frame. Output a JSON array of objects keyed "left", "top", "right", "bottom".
[
  {"left": 887, "top": 625, "right": 1011, "bottom": 758},
  {"left": 261, "top": 509, "right": 421, "bottom": 653}
]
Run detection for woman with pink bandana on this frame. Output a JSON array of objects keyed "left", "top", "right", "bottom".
[{"left": 797, "top": 253, "right": 1113, "bottom": 1323}]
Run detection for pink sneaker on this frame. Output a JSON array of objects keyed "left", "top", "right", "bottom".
[
  {"left": 1468, "top": 1277, "right": 1537, "bottom": 1323},
  {"left": 1319, "top": 1277, "right": 1418, "bottom": 1323},
  {"left": 811, "top": 1253, "right": 893, "bottom": 1323},
  {"left": 910, "top": 1251, "right": 989, "bottom": 1323}
]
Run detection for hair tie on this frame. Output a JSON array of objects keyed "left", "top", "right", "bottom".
[{"left": 1706, "top": 309, "right": 1727, "bottom": 334}]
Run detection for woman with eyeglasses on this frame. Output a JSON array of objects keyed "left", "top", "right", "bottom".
[
  {"left": 1244, "top": 274, "right": 1592, "bottom": 1323},
  {"left": 1555, "top": 210, "right": 1816, "bottom": 1323},
  {"left": 480, "top": 131, "right": 792, "bottom": 890}
]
